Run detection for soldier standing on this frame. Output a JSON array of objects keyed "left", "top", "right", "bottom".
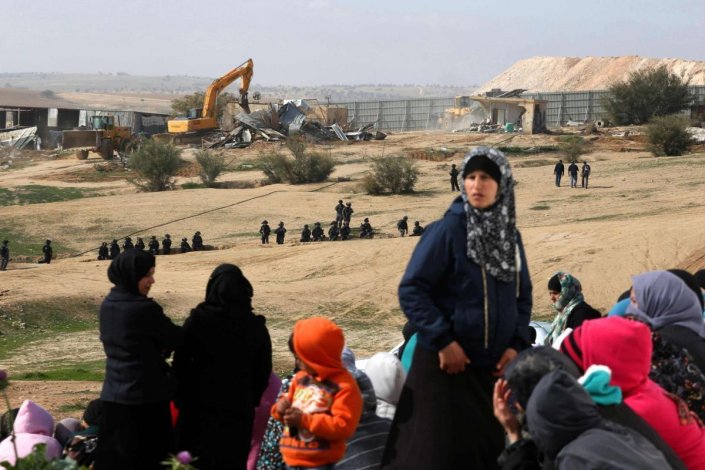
[
  {"left": 300, "top": 224, "right": 312, "bottom": 242},
  {"left": 40, "top": 239, "right": 53, "bottom": 264},
  {"left": 1, "top": 240, "right": 9, "bottom": 270},
  {"left": 397, "top": 216, "right": 409, "bottom": 237},
  {"left": 328, "top": 221, "right": 340, "bottom": 241},
  {"left": 109, "top": 239, "right": 121, "bottom": 259},
  {"left": 312, "top": 222, "right": 324, "bottom": 241},
  {"left": 411, "top": 221, "right": 425, "bottom": 237},
  {"left": 98, "top": 242, "right": 109, "bottom": 260},
  {"left": 135, "top": 237, "right": 145, "bottom": 251},
  {"left": 192, "top": 231, "right": 204, "bottom": 250},
  {"left": 274, "top": 221, "right": 287, "bottom": 245},
  {"left": 340, "top": 222, "right": 351, "bottom": 240},
  {"left": 259, "top": 221, "right": 271, "bottom": 244},
  {"left": 180, "top": 238, "right": 191, "bottom": 253},
  {"left": 343, "top": 202, "right": 354, "bottom": 226},
  {"left": 335, "top": 200, "right": 345, "bottom": 228},
  {"left": 450, "top": 164, "right": 460, "bottom": 191},
  {"left": 162, "top": 234, "right": 172, "bottom": 255},
  {"left": 148, "top": 236, "right": 160, "bottom": 255}
]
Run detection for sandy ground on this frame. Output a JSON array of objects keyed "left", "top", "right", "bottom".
[{"left": 1, "top": 130, "right": 704, "bottom": 419}]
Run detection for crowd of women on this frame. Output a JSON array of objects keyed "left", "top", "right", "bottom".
[{"left": 2, "top": 146, "right": 705, "bottom": 469}]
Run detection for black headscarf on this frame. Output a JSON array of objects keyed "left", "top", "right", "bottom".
[
  {"left": 199, "top": 264, "right": 254, "bottom": 316},
  {"left": 107, "top": 249, "right": 155, "bottom": 295}
]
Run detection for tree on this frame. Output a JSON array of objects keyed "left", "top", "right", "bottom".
[
  {"left": 604, "top": 66, "right": 692, "bottom": 125},
  {"left": 128, "top": 139, "right": 184, "bottom": 191},
  {"left": 558, "top": 135, "right": 590, "bottom": 162},
  {"left": 259, "top": 138, "right": 335, "bottom": 184},
  {"left": 361, "top": 155, "right": 419, "bottom": 195},
  {"left": 646, "top": 115, "right": 695, "bottom": 156},
  {"left": 170, "top": 91, "right": 238, "bottom": 120},
  {"left": 195, "top": 150, "right": 227, "bottom": 187}
]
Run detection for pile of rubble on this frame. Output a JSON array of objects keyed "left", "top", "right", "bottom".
[{"left": 205, "top": 100, "right": 386, "bottom": 149}]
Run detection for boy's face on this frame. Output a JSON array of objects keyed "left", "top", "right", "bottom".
[{"left": 295, "top": 356, "right": 317, "bottom": 376}]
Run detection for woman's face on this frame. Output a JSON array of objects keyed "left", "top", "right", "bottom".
[
  {"left": 138, "top": 267, "right": 155, "bottom": 296},
  {"left": 464, "top": 170, "right": 499, "bottom": 209}
]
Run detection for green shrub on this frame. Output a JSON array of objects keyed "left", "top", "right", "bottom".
[
  {"left": 259, "top": 138, "right": 335, "bottom": 184},
  {"left": 604, "top": 66, "right": 693, "bottom": 125},
  {"left": 646, "top": 115, "right": 695, "bottom": 156},
  {"left": 195, "top": 150, "right": 227, "bottom": 187},
  {"left": 558, "top": 135, "right": 590, "bottom": 162},
  {"left": 128, "top": 139, "right": 184, "bottom": 191},
  {"left": 361, "top": 155, "right": 419, "bottom": 195}
]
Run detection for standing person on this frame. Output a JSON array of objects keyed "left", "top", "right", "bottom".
[
  {"left": 544, "top": 271, "right": 601, "bottom": 346},
  {"left": 109, "top": 240, "right": 120, "bottom": 260},
  {"left": 122, "top": 237, "right": 134, "bottom": 250},
  {"left": 162, "top": 234, "right": 172, "bottom": 255},
  {"left": 260, "top": 221, "right": 271, "bottom": 245},
  {"left": 300, "top": 224, "right": 312, "bottom": 243},
  {"left": 174, "top": 264, "right": 272, "bottom": 470},
  {"left": 568, "top": 161, "right": 579, "bottom": 188},
  {"left": 148, "top": 236, "right": 159, "bottom": 255},
  {"left": 135, "top": 237, "right": 145, "bottom": 251},
  {"left": 449, "top": 164, "right": 460, "bottom": 191},
  {"left": 95, "top": 249, "right": 183, "bottom": 470},
  {"left": 0, "top": 240, "right": 9, "bottom": 271},
  {"left": 581, "top": 161, "right": 591, "bottom": 189},
  {"left": 381, "top": 147, "right": 533, "bottom": 470},
  {"left": 553, "top": 159, "right": 565, "bottom": 187},
  {"left": 271, "top": 317, "right": 362, "bottom": 470},
  {"left": 343, "top": 203, "right": 354, "bottom": 226},
  {"left": 98, "top": 242, "right": 109, "bottom": 261},
  {"left": 192, "top": 231, "right": 203, "bottom": 251},
  {"left": 40, "top": 239, "right": 53, "bottom": 264},
  {"left": 274, "top": 222, "right": 286, "bottom": 245},
  {"left": 312, "top": 222, "right": 325, "bottom": 242},
  {"left": 397, "top": 216, "right": 409, "bottom": 237},
  {"left": 335, "top": 200, "right": 345, "bottom": 228},
  {"left": 180, "top": 238, "right": 191, "bottom": 253}
]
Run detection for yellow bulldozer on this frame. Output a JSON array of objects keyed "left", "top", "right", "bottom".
[{"left": 62, "top": 115, "right": 136, "bottom": 161}]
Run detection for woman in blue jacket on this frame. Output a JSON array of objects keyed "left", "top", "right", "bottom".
[{"left": 381, "top": 147, "right": 532, "bottom": 470}]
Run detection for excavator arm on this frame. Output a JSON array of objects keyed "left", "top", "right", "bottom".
[{"left": 201, "top": 58, "right": 254, "bottom": 118}]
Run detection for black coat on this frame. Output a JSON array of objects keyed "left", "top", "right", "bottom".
[
  {"left": 100, "top": 286, "right": 183, "bottom": 404},
  {"left": 659, "top": 324, "right": 705, "bottom": 372},
  {"left": 565, "top": 302, "right": 602, "bottom": 330}
]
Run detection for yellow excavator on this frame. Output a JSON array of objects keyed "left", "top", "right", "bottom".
[{"left": 167, "top": 58, "right": 254, "bottom": 135}]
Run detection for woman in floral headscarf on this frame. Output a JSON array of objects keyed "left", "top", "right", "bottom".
[{"left": 545, "top": 271, "right": 601, "bottom": 345}]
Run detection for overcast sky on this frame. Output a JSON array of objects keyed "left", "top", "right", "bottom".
[{"left": 3, "top": 0, "right": 705, "bottom": 86}]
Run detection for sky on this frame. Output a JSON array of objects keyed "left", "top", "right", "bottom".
[{"left": 3, "top": 0, "right": 705, "bottom": 86}]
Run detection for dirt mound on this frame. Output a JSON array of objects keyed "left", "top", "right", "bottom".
[{"left": 477, "top": 56, "right": 705, "bottom": 93}]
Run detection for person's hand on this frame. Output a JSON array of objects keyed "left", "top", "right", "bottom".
[
  {"left": 438, "top": 341, "right": 470, "bottom": 374},
  {"left": 493, "top": 348, "right": 518, "bottom": 377},
  {"left": 275, "top": 397, "right": 291, "bottom": 415},
  {"left": 283, "top": 407, "right": 303, "bottom": 427},
  {"left": 493, "top": 379, "right": 521, "bottom": 443}
]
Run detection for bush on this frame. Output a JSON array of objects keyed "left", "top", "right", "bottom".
[
  {"left": 128, "top": 139, "right": 184, "bottom": 191},
  {"left": 558, "top": 135, "right": 590, "bottom": 161},
  {"left": 195, "top": 150, "right": 227, "bottom": 187},
  {"left": 361, "top": 155, "right": 419, "bottom": 195},
  {"left": 604, "top": 66, "right": 693, "bottom": 125},
  {"left": 259, "top": 138, "right": 335, "bottom": 184},
  {"left": 646, "top": 115, "right": 695, "bottom": 156}
]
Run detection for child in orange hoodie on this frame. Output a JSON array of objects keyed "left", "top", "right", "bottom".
[{"left": 272, "top": 317, "right": 362, "bottom": 470}]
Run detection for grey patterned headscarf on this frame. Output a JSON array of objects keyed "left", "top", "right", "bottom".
[{"left": 461, "top": 147, "right": 517, "bottom": 282}]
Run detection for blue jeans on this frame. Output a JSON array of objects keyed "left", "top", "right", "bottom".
[
  {"left": 555, "top": 174, "right": 562, "bottom": 187},
  {"left": 570, "top": 175, "right": 577, "bottom": 187}
]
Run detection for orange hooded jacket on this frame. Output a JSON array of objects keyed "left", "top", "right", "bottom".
[{"left": 271, "top": 317, "right": 362, "bottom": 467}]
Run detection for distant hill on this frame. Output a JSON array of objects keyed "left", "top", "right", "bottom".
[
  {"left": 477, "top": 56, "right": 705, "bottom": 93},
  {"left": 0, "top": 73, "right": 475, "bottom": 103}
]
